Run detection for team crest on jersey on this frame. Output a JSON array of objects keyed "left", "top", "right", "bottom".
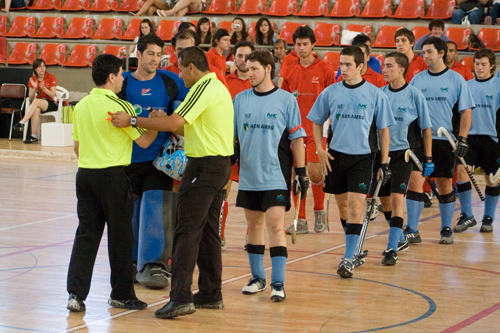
[
  {"left": 397, "top": 107, "right": 407, "bottom": 113},
  {"left": 312, "top": 76, "right": 320, "bottom": 83},
  {"left": 335, "top": 114, "right": 341, "bottom": 120},
  {"left": 245, "top": 113, "right": 251, "bottom": 118},
  {"left": 421, "top": 88, "right": 427, "bottom": 93},
  {"left": 486, "top": 95, "right": 494, "bottom": 100},
  {"left": 440, "top": 87, "right": 449, "bottom": 92},
  {"left": 267, "top": 113, "right": 277, "bottom": 120},
  {"left": 244, "top": 123, "right": 249, "bottom": 131},
  {"left": 400, "top": 183, "right": 407, "bottom": 190},
  {"left": 357, "top": 103, "right": 367, "bottom": 110},
  {"left": 358, "top": 183, "right": 367, "bottom": 190},
  {"left": 141, "top": 88, "right": 152, "bottom": 96},
  {"left": 276, "top": 194, "right": 285, "bottom": 202},
  {"left": 292, "top": 90, "right": 298, "bottom": 98},
  {"left": 133, "top": 104, "right": 142, "bottom": 115},
  {"left": 337, "top": 104, "right": 343, "bottom": 109}
]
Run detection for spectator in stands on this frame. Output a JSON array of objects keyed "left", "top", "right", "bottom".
[
  {"left": 126, "top": 19, "right": 154, "bottom": 67},
  {"left": 197, "top": 17, "right": 212, "bottom": 47},
  {"left": 157, "top": 0, "right": 204, "bottom": 16},
  {"left": 1, "top": 0, "right": 25, "bottom": 12},
  {"left": 446, "top": 41, "right": 474, "bottom": 80},
  {"left": 273, "top": 39, "right": 288, "bottom": 86},
  {"left": 452, "top": 0, "right": 489, "bottom": 25},
  {"left": 13, "top": 59, "right": 58, "bottom": 143},
  {"left": 177, "top": 21, "right": 196, "bottom": 32},
  {"left": 255, "top": 18, "right": 275, "bottom": 46},
  {"left": 230, "top": 17, "right": 254, "bottom": 45},
  {"left": 414, "top": 20, "right": 451, "bottom": 51},
  {"left": 206, "top": 28, "right": 230, "bottom": 73},
  {"left": 485, "top": 0, "right": 500, "bottom": 25},
  {"left": 133, "top": 0, "right": 169, "bottom": 16},
  {"left": 335, "top": 33, "right": 381, "bottom": 81},
  {"left": 395, "top": 28, "right": 427, "bottom": 82}
]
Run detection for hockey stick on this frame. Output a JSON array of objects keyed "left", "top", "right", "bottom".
[
  {"left": 218, "top": 188, "right": 227, "bottom": 239},
  {"left": 291, "top": 191, "right": 301, "bottom": 244},
  {"left": 326, "top": 194, "right": 330, "bottom": 232},
  {"left": 404, "top": 149, "right": 444, "bottom": 203},
  {"left": 489, "top": 168, "right": 500, "bottom": 184},
  {"left": 437, "top": 127, "right": 485, "bottom": 201}
]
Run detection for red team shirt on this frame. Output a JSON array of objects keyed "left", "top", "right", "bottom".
[
  {"left": 337, "top": 66, "right": 386, "bottom": 88},
  {"left": 405, "top": 54, "right": 427, "bottom": 82},
  {"left": 28, "top": 72, "right": 57, "bottom": 101},
  {"left": 163, "top": 62, "right": 230, "bottom": 90},
  {"left": 205, "top": 47, "right": 227, "bottom": 74},
  {"left": 225, "top": 71, "right": 252, "bottom": 99},
  {"left": 450, "top": 60, "right": 474, "bottom": 81}
]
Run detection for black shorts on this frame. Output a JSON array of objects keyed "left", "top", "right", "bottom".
[
  {"left": 379, "top": 150, "right": 413, "bottom": 197},
  {"left": 462, "top": 135, "right": 500, "bottom": 174},
  {"left": 431, "top": 140, "right": 456, "bottom": 178},
  {"left": 42, "top": 99, "right": 58, "bottom": 112},
  {"left": 236, "top": 190, "right": 291, "bottom": 212},
  {"left": 324, "top": 150, "right": 373, "bottom": 195},
  {"left": 125, "top": 161, "right": 173, "bottom": 196}
]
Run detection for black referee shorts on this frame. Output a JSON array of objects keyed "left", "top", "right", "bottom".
[
  {"left": 324, "top": 150, "right": 372, "bottom": 195},
  {"left": 379, "top": 150, "right": 413, "bottom": 197}
]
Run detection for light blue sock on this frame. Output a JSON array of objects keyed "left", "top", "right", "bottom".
[
  {"left": 439, "top": 201, "right": 455, "bottom": 229},
  {"left": 388, "top": 227, "right": 402, "bottom": 251},
  {"left": 457, "top": 181, "right": 473, "bottom": 219},
  {"left": 484, "top": 186, "right": 500, "bottom": 221},
  {"left": 345, "top": 234, "right": 360, "bottom": 260},
  {"left": 247, "top": 245, "right": 266, "bottom": 280},
  {"left": 270, "top": 246, "right": 287, "bottom": 284},
  {"left": 406, "top": 194, "right": 424, "bottom": 233}
]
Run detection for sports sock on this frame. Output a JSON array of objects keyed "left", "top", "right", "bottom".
[
  {"left": 312, "top": 177, "right": 325, "bottom": 211},
  {"left": 247, "top": 244, "right": 265, "bottom": 281},
  {"left": 406, "top": 190, "right": 425, "bottom": 233},
  {"left": 457, "top": 181, "right": 473, "bottom": 219},
  {"left": 220, "top": 199, "right": 228, "bottom": 238},
  {"left": 344, "top": 224, "right": 362, "bottom": 260},
  {"left": 387, "top": 216, "right": 404, "bottom": 252},
  {"left": 341, "top": 218, "right": 348, "bottom": 233},
  {"left": 384, "top": 210, "right": 392, "bottom": 227},
  {"left": 484, "top": 185, "right": 500, "bottom": 221},
  {"left": 439, "top": 192, "right": 456, "bottom": 229},
  {"left": 270, "top": 246, "right": 287, "bottom": 284}
]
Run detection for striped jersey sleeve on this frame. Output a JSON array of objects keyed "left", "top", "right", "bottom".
[
  {"left": 175, "top": 78, "right": 212, "bottom": 124},
  {"left": 105, "top": 94, "right": 146, "bottom": 138}
]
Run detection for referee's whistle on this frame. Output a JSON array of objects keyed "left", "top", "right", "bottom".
[{"left": 105, "top": 117, "right": 112, "bottom": 121}]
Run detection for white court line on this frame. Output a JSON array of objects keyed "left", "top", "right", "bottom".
[
  {"left": 0, "top": 208, "right": 74, "bottom": 215},
  {"left": 0, "top": 214, "right": 76, "bottom": 232}
]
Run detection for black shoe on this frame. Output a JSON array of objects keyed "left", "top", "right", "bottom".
[
  {"left": 24, "top": 136, "right": 38, "bottom": 144},
  {"left": 381, "top": 249, "right": 398, "bottom": 265},
  {"left": 403, "top": 226, "right": 422, "bottom": 243},
  {"left": 193, "top": 293, "right": 224, "bottom": 309},
  {"left": 108, "top": 298, "right": 147, "bottom": 310},
  {"left": 397, "top": 237, "right": 410, "bottom": 252},
  {"left": 136, "top": 263, "right": 169, "bottom": 289},
  {"left": 480, "top": 216, "right": 493, "bottom": 233},
  {"left": 453, "top": 213, "right": 477, "bottom": 233},
  {"left": 67, "top": 292, "right": 86, "bottom": 312},
  {"left": 424, "top": 192, "right": 433, "bottom": 208},
  {"left": 13, "top": 122, "right": 24, "bottom": 132},
  {"left": 155, "top": 301, "right": 196, "bottom": 319},
  {"left": 439, "top": 227, "right": 454, "bottom": 244}
]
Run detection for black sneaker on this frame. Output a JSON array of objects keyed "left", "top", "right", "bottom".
[
  {"left": 397, "top": 237, "right": 410, "bottom": 252},
  {"left": 136, "top": 263, "right": 169, "bottom": 289},
  {"left": 108, "top": 298, "right": 147, "bottom": 310},
  {"left": 403, "top": 226, "right": 422, "bottom": 243},
  {"left": 193, "top": 293, "right": 224, "bottom": 309},
  {"left": 480, "top": 216, "right": 493, "bottom": 233},
  {"left": 439, "top": 227, "right": 454, "bottom": 244},
  {"left": 13, "top": 122, "right": 24, "bottom": 132},
  {"left": 424, "top": 192, "right": 433, "bottom": 208},
  {"left": 67, "top": 292, "right": 86, "bottom": 312},
  {"left": 337, "top": 258, "right": 353, "bottom": 278},
  {"left": 24, "top": 136, "right": 38, "bottom": 144},
  {"left": 453, "top": 213, "right": 477, "bottom": 233},
  {"left": 155, "top": 301, "right": 196, "bottom": 319},
  {"left": 381, "top": 249, "right": 398, "bottom": 265}
]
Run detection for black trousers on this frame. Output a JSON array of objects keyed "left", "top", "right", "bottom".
[
  {"left": 169, "top": 156, "right": 231, "bottom": 303},
  {"left": 67, "top": 167, "right": 136, "bottom": 301}
]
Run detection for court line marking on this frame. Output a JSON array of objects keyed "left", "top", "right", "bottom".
[
  {"left": 0, "top": 214, "right": 76, "bottom": 233},
  {"left": 441, "top": 302, "right": 500, "bottom": 333},
  {"left": 0, "top": 208, "right": 75, "bottom": 215}
]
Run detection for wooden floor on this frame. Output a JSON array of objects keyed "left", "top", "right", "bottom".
[{"left": 1, "top": 138, "right": 500, "bottom": 332}]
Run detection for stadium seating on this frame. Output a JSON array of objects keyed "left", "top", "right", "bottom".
[
  {"left": 29, "top": 17, "right": 65, "bottom": 38},
  {"left": 234, "top": 0, "right": 266, "bottom": 15},
  {"left": 0, "top": 36, "right": 6, "bottom": 63},
  {"left": 445, "top": 27, "right": 471, "bottom": 50},
  {"left": 325, "top": 0, "right": 359, "bottom": 17},
  {"left": 390, "top": 0, "right": 424, "bottom": 19},
  {"left": 373, "top": 53, "right": 384, "bottom": 66},
  {"left": 83, "top": 0, "right": 113, "bottom": 11},
  {"left": 471, "top": 28, "right": 500, "bottom": 51},
  {"left": 119, "top": 18, "right": 141, "bottom": 40},
  {"left": 57, "top": 17, "right": 93, "bottom": 39},
  {"left": 6, "top": 42, "right": 37, "bottom": 65},
  {"left": 218, "top": 21, "right": 233, "bottom": 33},
  {"left": 296, "top": 0, "right": 328, "bottom": 16},
  {"left": 323, "top": 51, "right": 340, "bottom": 70},
  {"left": 0, "top": 16, "right": 6, "bottom": 35},
  {"left": 280, "top": 22, "right": 306, "bottom": 44},
  {"left": 0, "top": 84, "right": 27, "bottom": 140},
  {"left": 111, "top": 0, "right": 142, "bottom": 12},
  {"left": 423, "top": 0, "right": 455, "bottom": 19},
  {"left": 266, "top": 0, "right": 297, "bottom": 16},
  {"left": 60, "top": 44, "right": 96, "bottom": 67},
  {"left": 156, "top": 20, "right": 179, "bottom": 41},
  {"left": 313, "top": 22, "right": 340, "bottom": 46},
  {"left": 1, "top": 16, "right": 36, "bottom": 38},
  {"left": 102, "top": 45, "right": 127, "bottom": 57},
  {"left": 412, "top": 26, "right": 428, "bottom": 42},
  {"left": 460, "top": 56, "right": 474, "bottom": 72},
  {"left": 27, "top": 0, "right": 55, "bottom": 10},
  {"left": 40, "top": 43, "right": 67, "bottom": 65},
  {"left": 91, "top": 18, "right": 123, "bottom": 39},
  {"left": 340, "top": 24, "right": 371, "bottom": 45},
  {"left": 202, "top": 0, "right": 236, "bottom": 14},
  {"left": 54, "top": 0, "right": 84, "bottom": 11},
  {"left": 357, "top": 0, "right": 390, "bottom": 18},
  {"left": 372, "top": 25, "right": 403, "bottom": 48}
]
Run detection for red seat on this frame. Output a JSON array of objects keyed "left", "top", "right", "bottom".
[
  {"left": 325, "top": 0, "right": 359, "bottom": 17},
  {"left": 313, "top": 22, "right": 340, "bottom": 46},
  {"left": 27, "top": 0, "right": 55, "bottom": 10},
  {"left": 91, "top": 18, "right": 122, "bottom": 39},
  {"left": 323, "top": 51, "right": 340, "bottom": 70},
  {"left": 156, "top": 20, "right": 180, "bottom": 41},
  {"left": 445, "top": 27, "right": 471, "bottom": 51},
  {"left": 83, "top": 0, "right": 112, "bottom": 11},
  {"left": 373, "top": 53, "right": 384, "bottom": 66},
  {"left": 390, "top": 0, "right": 424, "bottom": 19},
  {"left": 234, "top": 0, "right": 266, "bottom": 14},
  {"left": 29, "top": 17, "right": 64, "bottom": 38},
  {"left": 460, "top": 56, "right": 474, "bottom": 72},
  {"left": 0, "top": 36, "right": 6, "bottom": 64},
  {"left": 296, "top": 0, "right": 328, "bottom": 16},
  {"left": 423, "top": 0, "right": 455, "bottom": 19},
  {"left": 40, "top": 43, "right": 67, "bottom": 65},
  {"left": 0, "top": 16, "right": 7, "bottom": 36},
  {"left": 119, "top": 18, "right": 141, "bottom": 40},
  {"left": 266, "top": 0, "right": 297, "bottom": 16},
  {"left": 218, "top": 21, "right": 233, "bottom": 34},
  {"left": 372, "top": 25, "right": 403, "bottom": 48},
  {"left": 7, "top": 42, "right": 37, "bottom": 65},
  {"left": 54, "top": 0, "right": 85, "bottom": 11},
  {"left": 279, "top": 22, "right": 305, "bottom": 44},
  {"left": 357, "top": 0, "right": 390, "bottom": 18},
  {"left": 1, "top": 16, "right": 36, "bottom": 38},
  {"left": 60, "top": 44, "right": 96, "bottom": 67},
  {"left": 412, "top": 26, "right": 428, "bottom": 42},
  {"left": 102, "top": 45, "right": 127, "bottom": 58},
  {"left": 57, "top": 17, "right": 93, "bottom": 39},
  {"left": 202, "top": 0, "right": 236, "bottom": 14},
  {"left": 471, "top": 28, "right": 500, "bottom": 51},
  {"left": 111, "top": 0, "right": 142, "bottom": 12}
]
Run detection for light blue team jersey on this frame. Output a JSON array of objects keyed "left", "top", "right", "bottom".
[
  {"left": 381, "top": 83, "right": 432, "bottom": 151},
  {"left": 410, "top": 68, "right": 475, "bottom": 140},
  {"left": 496, "top": 70, "right": 500, "bottom": 78},
  {"left": 121, "top": 69, "right": 189, "bottom": 163},
  {"left": 307, "top": 80, "right": 394, "bottom": 155},
  {"left": 234, "top": 87, "right": 306, "bottom": 191},
  {"left": 468, "top": 76, "right": 500, "bottom": 141}
]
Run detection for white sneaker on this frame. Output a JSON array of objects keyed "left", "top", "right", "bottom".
[
  {"left": 242, "top": 277, "right": 266, "bottom": 294},
  {"left": 221, "top": 238, "right": 227, "bottom": 251},
  {"left": 270, "top": 282, "right": 286, "bottom": 302}
]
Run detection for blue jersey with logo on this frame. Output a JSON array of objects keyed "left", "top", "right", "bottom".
[
  {"left": 381, "top": 83, "right": 432, "bottom": 151},
  {"left": 468, "top": 76, "right": 500, "bottom": 141},
  {"left": 122, "top": 69, "right": 188, "bottom": 163},
  {"left": 410, "top": 68, "right": 475, "bottom": 140},
  {"left": 307, "top": 80, "right": 394, "bottom": 155},
  {"left": 234, "top": 87, "right": 306, "bottom": 191}
]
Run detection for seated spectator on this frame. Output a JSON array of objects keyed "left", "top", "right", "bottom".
[
  {"left": 156, "top": 0, "right": 204, "bottom": 17},
  {"left": 230, "top": 17, "right": 254, "bottom": 45},
  {"left": 272, "top": 39, "right": 288, "bottom": 86},
  {"left": 177, "top": 21, "right": 196, "bottom": 32},
  {"left": 255, "top": 17, "right": 275, "bottom": 46},
  {"left": 13, "top": 59, "right": 57, "bottom": 143},
  {"left": 196, "top": 17, "right": 212, "bottom": 48},
  {"left": 452, "top": 0, "right": 489, "bottom": 25},
  {"left": 132, "top": 0, "right": 169, "bottom": 16},
  {"left": 414, "top": 19, "right": 451, "bottom": 51},
  {"left": 126, "top": 19, "right": 154, "bottom": 68},
  {"left": 1, "top": 0, "right": 25, "bottom": 12},
  {"left": 484, "top": 0, "right": 500, "bottom": 25}
]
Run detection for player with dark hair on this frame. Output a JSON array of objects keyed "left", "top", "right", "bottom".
[
  {"left": 395, "top": 28, "right": 427, "bottom": 82},
  {"left": 446, "top": 41, "right": 474, "bottom": 81},
  {"left": 453, "top": 48, "right": 500, "bottom": 233},
  {"left": 335, "top": 33, "right": 382, "bottom": 81},
  {"left": 206, "top": 28, "right": 230, "bottom": 74},
  {"left": 234, "top": 49, "right": 307, "bottom": 301},
  {"left": 308, "top": 46, "right": 393, "bottom": 278},
  {"left": 338, "top": 42, "right": 385, "bottom": 88},
  {"left": 281, "top": 25, "right": 336, "bottom": 235},
  {"left": 406, "top": 37, "right": 474, "bottom": 245}
]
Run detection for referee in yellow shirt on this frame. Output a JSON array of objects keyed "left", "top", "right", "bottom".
[
  {"left": 112, "top": 46, "right": 234, "bottom": 319},
  {"left": 66, "top": 54, "right": 158, "bottom": 312}
]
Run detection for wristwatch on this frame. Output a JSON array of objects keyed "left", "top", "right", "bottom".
[{"left": 130, "top": 116, "right": 137, "bottom": 128}]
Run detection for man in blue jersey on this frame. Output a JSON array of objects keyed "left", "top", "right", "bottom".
[
  {"left": 453, "top": 49, "right": 500, "bottom": 233},
  {"left": 408, "top": 37, "right": 475, "bottom": 245},
  {"left": 117, "top": 33, "right": 189, "bottom": 289},
  {"left": 308, "top": 46, "right": 394, "bottom": 278},
  {"left": 234, "top": 49, "right": 308, "bottom": 301},
  {"left": 379, "top": 52, "right": 433, "bottom": 265}
]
